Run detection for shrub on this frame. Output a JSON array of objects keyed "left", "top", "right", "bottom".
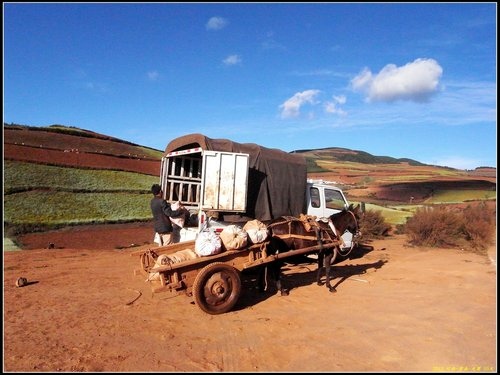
[
  {"left": 405, "top": 206, "right": 464, "bottom": 248},
  {"left": 358, "top": 209, "right": 392, "bottom": 239},
  {"left": 461, "top": 202, "right": 496, "bottom": 249},
  {"left": 404, "top": 203, "right": 495, "bottom": 251}
]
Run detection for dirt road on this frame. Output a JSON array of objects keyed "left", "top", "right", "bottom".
[{"left": 3, "top": 232, "right": 496, "bottom": 372}]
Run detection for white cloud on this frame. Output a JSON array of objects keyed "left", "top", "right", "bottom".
[
  {"left": 279, "top": 89, "right": 321, "bottom": 119},
  {"left": 147, "top": 71, "right": 159, "bottom": 81},
  {"left": 223, "top": 54, "right": 242, "bottom": 66},
  {"left": 334, "top": 95, "right": 346, "bottom": 105},
  {"left": 206, "top": 16, "right": 228, "bottom": 30},
  {"left": 324, "top": 95, "right": 347, "bottom": 116},
  {"left": 351, "top": 58, "right": 443, "bottom": 102}
]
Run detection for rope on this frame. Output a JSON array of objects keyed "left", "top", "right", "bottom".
[
  {"left": 267, "top": 217, "right": 296, "bottom": 229},
  {"left": 347, "top": 210, "right": 359, "bottom": 234},
  {"left": 125, "top": 289, "right": 142, "bottom": 306}
]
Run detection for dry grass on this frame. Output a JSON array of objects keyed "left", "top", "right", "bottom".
[{"left": 403, "top": 202, "right": 496, "bottom": 252}]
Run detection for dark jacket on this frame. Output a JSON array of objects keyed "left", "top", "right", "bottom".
[{"left": 150, "top": 197, "right": 181, "bottom": 234}]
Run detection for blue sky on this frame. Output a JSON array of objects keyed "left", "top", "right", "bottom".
[{"left": 3, "top": 2, "right": 497, "bottom": 170}]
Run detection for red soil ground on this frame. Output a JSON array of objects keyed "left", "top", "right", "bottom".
[{"left": 4, "top": 225, "right": 496, "bottom": 372}]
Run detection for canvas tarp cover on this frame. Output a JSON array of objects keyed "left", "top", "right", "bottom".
[{"left": 165, "top": 133, "right": 307, "bottom": 221}]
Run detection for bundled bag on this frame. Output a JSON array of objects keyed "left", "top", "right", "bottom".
[
  {"left": 170, "top": 201, "right": 190, "bottom": 228},
  {"left": 243, "top": 219, "right": 268, "bottom": 244},
  {"left": 219, "top": 225, "right": 248, "bottom": 250},
  {"left": 195, "top": 228, "right": 222, "bottom": 256},
  {"left": 157, "top": 249, "right": 198, "bottom": 265},
  {"left": 147, "top": 249, "right": 199, "bottom": 281}
]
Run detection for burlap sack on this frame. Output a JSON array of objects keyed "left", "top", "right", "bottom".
[
  {"left": 243, "top": 219, "right": 268, "bottom": 244},
  {"left": 219, "top": 225, "right": 248, "bottom": 250},
  {"left": 168, "top": 249, "right": 198, "bottom": 263}
]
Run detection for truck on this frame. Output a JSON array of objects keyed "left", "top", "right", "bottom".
[{"left": 158, "top": 133, "right": 350, "bottom": 241}]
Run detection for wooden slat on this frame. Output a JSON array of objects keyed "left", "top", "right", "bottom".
[{"left": 130, "top": 240, "right": 197, "bottom": 256}]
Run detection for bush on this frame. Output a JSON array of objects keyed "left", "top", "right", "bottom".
[
  {"left": 404, "top": 203, "right": 495, "bottom": 251},
  {"left": 358, "top": 209, "right": 392, "bottom": 239},
  {"left": 405, "top": 206, "right": 464, "bottom": 248},
  {"left": 461, "top": 202, "right": 496, "bottom": 249}
]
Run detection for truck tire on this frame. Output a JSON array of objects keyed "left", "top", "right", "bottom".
[{"left": 193, "top": 262, "right": 242, "bottom": 315}]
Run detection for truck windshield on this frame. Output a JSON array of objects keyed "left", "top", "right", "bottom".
[{"left": 325, "top": 189, "right": 346, "bottom": 210}]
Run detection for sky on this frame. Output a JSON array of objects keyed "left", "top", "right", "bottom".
[{"left": 3, "top": 2, "right": 497, "bottom": 170}]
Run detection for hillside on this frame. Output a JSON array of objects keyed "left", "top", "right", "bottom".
[
  {"left": 295, "top": 146, "right": 496, "bottom": 205},
  {"left": 3, "top": 123, "right": 496, "bottom": 242},
  {"left": 5, "top": 123, "right": 495, "bottom": 182},
  {"left": 294, "top": 146, "right": 427, "bottom": 166},
  {"left": 296, "top": 146, "right": 496, "bottom": 184},
  {"left": 4, "top": 124, "right": 163, "bottom": 175},
  {"left": 5, "top": 123, "right": 496, "bottom": 177},
  {"left": 4, "top": 124, "right": 167, "bottom": 237}
]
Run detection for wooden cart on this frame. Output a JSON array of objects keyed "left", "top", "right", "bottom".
[{"left": 131, "top": 237, "right": 340, "bottom": 315}]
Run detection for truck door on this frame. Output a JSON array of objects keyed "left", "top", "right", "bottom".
[
  {"left": 160, "top": 147, "right": 203, "bottom": 208},
  {"left": 160, "top": 148, "right": 249, "bottom": 213},
  {"left": 307, "top": 186, "right": 323, "bottom": 218},
  {"left": 201, "top": 151, "right": 249, "bottom": 211}
]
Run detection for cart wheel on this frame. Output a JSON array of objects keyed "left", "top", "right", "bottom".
[
  {"left": 193, "top": 262, "right": 242, "bottom": 315},
  {"left": 140, "top": 250, "right": 158, "bottom": 272}
]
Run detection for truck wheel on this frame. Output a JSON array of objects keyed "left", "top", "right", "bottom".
[{"left": 193, "top": 262, "right": 242, "bottom": 315}]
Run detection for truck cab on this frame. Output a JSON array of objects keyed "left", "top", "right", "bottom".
[{"left": 306, "top": 179, "right": 350, "bottom": 221}]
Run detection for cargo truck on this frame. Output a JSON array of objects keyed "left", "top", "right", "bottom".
[{"left": 158, "top": 133, "right": 350, "bottom": 242}]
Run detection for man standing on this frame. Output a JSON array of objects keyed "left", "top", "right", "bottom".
[{"left": 150, "top": 184, "right": 183, "bottom": 246}]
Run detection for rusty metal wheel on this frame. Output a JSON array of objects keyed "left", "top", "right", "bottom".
[{"left": 192, "top": 262, "right": 241, "bottom": 315}]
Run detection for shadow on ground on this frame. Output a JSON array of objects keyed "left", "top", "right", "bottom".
[{"left": 234, "top": 242, "right": 384, "bottom": 311}]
